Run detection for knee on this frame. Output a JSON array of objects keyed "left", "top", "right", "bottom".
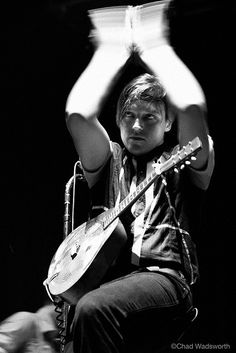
[{"left": 74, "top": 292, "right": 103, "bottom": 325}]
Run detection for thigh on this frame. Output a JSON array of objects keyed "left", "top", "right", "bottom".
[
  {"left": 103, "top": 270, "right": 192, "bottom": 353},
  {"left": 73, "top": 269, "right": 192, "bottom": 352},
  {"left": 87, "top": 269, "right": 190, "bottom": 313}
]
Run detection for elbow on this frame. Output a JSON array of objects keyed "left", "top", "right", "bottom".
[
  {"left": 65, "top": 96, "right": 90, "bottom": 125},
  {"left": 65, "top": 111, "right": 76, "bottom": 127},
  {"left": 65, "top": 95, "right": 79, "bottom": 121},
  {"left": 180, "top": 101, "right": 207, "bottom": 116},
  {"left": 65, "top": 110, "right": 71, "bottom": 125},
  {"left": 65, "top": 112, "right": 86, "bottom": 131},
  {"left": 65, "top": 111, "right": 96, "bottom": 131},
  {"left": 65, "top": 99, "right": 98, "bottom": 123},
  {"left": 65, "top": 93, "right": 83, "bottom": 121},
  {"left": 65, "top": 109, "right": 76, "bottom": 121},
  {"left": 176, "top": 89, "right": 206, "bottom": 112}
]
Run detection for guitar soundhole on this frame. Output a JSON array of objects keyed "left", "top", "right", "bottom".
[
  {"left": 70, "top": 243, "right": 80, "bottom": 260},
  {"left": 71, "top": 253, "right": 77, "bottom": 260}
]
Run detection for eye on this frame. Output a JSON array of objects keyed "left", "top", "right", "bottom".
[
  {"left": 123, "top": 111, "right": 135, "bottom": 120},
  {"left": 144, "top": 114, "right": 155, "bottom": 121}
]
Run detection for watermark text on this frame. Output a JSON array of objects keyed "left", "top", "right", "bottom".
[{"left": 171, "top": 342, "right": 231, "bottom": 350}]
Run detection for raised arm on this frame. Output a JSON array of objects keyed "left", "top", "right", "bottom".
[
  {"left": 66, "top": 6, "right": 130, "bottom": 187},
  {"left": 134, "top": 0, "right": 212, "bottom": 172}
]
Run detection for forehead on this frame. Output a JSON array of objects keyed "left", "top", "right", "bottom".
[{"left": 127, "top": 99, "right": 164, "bottom": 114}]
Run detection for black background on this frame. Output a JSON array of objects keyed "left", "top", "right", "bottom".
[{"left": 2, "top": 0, "right": 235, "bottom": 350}]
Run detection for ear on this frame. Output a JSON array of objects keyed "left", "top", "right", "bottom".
[{"left": 165, "top": 119, "right": 173, "bottom": 132}]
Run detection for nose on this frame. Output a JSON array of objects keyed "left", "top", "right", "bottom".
[{"left": 132, "top": 118, "right": 143, "bottom": 131}]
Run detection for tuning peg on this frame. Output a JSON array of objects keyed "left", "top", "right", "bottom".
[
  {"left": 180, "top": 164, "right": 185, "bottom": 170},
  {"left": 191, "top": 156, "right": 197, "bottom": 161},
  {"left": 174, "top": 168, "right": 179, "bottom": 173},
  {"left": 185, "top": 160, "right": 191, "bottom": 165},
  {"left": 161, "top": 178, "right": 167, "bottom": 186}
]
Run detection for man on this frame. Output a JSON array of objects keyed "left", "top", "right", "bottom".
[{"left": 65, "top": 1, "right": 214, "bottom": 352}]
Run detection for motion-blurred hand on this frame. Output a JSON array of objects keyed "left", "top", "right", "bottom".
[
  {"left": 88, "top": 1, "right": 172, "bottom": 57},
  {"left": 131, "top": 0, "right": 171, "bottom": 54},
  {"left": 88, "top": 5, "right": 132, "bottom": 54}
]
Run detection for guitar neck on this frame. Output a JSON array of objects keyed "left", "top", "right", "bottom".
[
  {"left": 102, "top": 136, "right": 202, "bottom": 230},
  {"left": 102, "top": 167, "right": 160, "bottom": 229}
]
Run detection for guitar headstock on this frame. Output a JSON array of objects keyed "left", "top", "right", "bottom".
[{"left": 157, "top": 137, "right": 202, "bottom": 175}]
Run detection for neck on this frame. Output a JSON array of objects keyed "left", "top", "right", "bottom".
[{"left": 125, "top": 143, "right": 167, "bottom": 165}]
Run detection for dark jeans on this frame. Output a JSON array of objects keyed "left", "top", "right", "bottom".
[{"left": 71, "top": 268, "right": 193, "bottom": 353}]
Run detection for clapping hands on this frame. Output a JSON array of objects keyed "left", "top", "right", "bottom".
[
  {"left": 88, "top": 0, "right": 171, "bottom": 56},
  {"left": 132, "top": 0, "right": 171, "bottom": 53},
  {"left": 88, "top": 6, "right": 131, "bottom": 52}
]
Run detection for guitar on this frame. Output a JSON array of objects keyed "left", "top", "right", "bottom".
[{"left": 44, "top": 137, "right": 202, "bottom": 304}]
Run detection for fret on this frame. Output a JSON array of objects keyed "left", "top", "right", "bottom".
[
  {"left": 123, "top": 198, "right": 128, "bottom": 207},
  {"left": 120, "top": 203, "right": 125, "bottom": 212},
  {"left": 143, "top": 180, "right": 148, "bottom": 188}
]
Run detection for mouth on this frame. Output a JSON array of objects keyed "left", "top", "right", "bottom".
[{"left": 129, "top": 136, "right": 145, "bottom": 141}]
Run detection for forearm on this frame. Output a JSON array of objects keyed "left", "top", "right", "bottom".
[
  {"left": 66, "top": 46, "right": 128, "bottom": 119},
  {"left": 141, "top": 44, "right": 206, "bottom": 111},
  {"left": 132, "top": 0, "right": 205, "bottom": 111}
]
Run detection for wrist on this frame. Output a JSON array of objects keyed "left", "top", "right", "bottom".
[
  {"left": 95, "top": 44, "right": 129, "bottom": 65},
  {"left": 140, "top": 43, "right": 170, "bottom": 64},
  {"left": 137, "top": 36, "right": 169, "bottom": 56}
]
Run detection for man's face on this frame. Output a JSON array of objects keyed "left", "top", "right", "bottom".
[{"left": 119, "top": 100, "right": 172, "bottom": 156}]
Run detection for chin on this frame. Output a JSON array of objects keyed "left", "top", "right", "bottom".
[
  {"left": 127, "top": 145, "right": 148, "bottom": 156},
  {"left": 124, "top": 139, "right": 152, "bottom": 156}
]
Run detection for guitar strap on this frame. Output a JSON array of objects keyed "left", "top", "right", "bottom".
[
  {"left": 114, "top": 155, "right": 127, "bottom": 209},
  {"left": 130, "top": 159, "right": 157, "bottom": 265}
]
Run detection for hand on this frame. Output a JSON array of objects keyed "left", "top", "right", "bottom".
[
  {"left": 132, "top": 0, "right": 172, "bottom": 54},
  {"left": 88, "top": 5, "right": 132, "bottom": 54}
]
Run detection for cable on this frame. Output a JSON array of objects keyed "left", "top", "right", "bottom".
[{"left": 54, "top": 297, "right": 68, "bottom": 352}]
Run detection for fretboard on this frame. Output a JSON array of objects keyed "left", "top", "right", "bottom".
[{"left": 102, "top": 167, "right": 160, "bottom": 229}]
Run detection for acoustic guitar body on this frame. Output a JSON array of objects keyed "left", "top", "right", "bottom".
[
  {"left": 45, "top": 137, "right": 202, "bottom": 305},
  {"left": 47, "top": 210, "right": 127, "bottom": 304}
]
